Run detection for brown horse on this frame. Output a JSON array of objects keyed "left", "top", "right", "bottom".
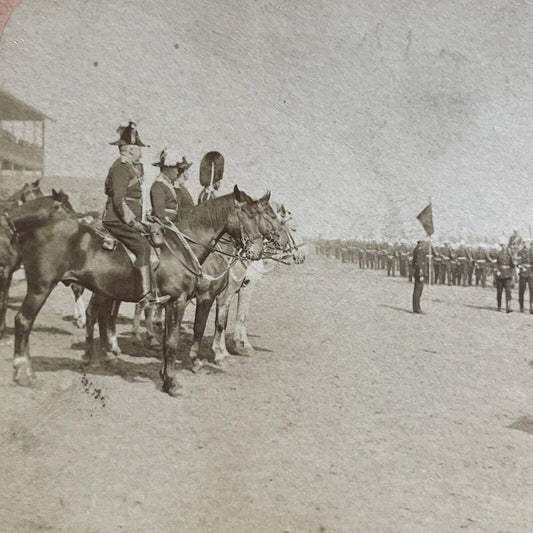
[
  {"left": 7, "top": 186, "right": 264, "bottom": 396},
  {"left": 0, "top": 180, "right": 45, "bottom": 337},
  {"left": 85, "top": 189, "right": 278, "bottom": 371}
]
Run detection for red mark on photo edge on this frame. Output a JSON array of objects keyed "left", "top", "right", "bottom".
[{"left": 0, "top": 0, "right": 21, "bottom": 42}]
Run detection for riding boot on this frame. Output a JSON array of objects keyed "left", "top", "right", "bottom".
[{"left": 137, "top": 265, "right": 170, "bottom": 309}]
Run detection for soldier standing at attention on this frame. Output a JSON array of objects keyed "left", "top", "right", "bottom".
[
  {"left": 473, "top": 244, "right": 489, "bottom": 288},
  {"left": 103, "top": 121, "right": 169, "bottom": 309},
  {"left": 454, "top": 240, "right": 472, "bottom": 287},
  {"left": 412, "top": 240, "right": 426, "bottom": 314},
  {"left": 517, "top": 239, "right": 533, "bottom": 313},
  {"left": 491, "top": 236, "right": 515, "bottom": 313}
]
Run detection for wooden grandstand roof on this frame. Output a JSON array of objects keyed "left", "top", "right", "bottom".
[{"left": 0, "top": 88, "right": 53, "bottom": 121}]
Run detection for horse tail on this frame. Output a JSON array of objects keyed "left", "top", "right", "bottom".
[{"left": 199, "top": 151, "right": 224, "bottom": 187}]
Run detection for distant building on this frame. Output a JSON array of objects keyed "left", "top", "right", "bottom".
[{"left": 0, "top": 89, "right": 52, "bottom": 177}]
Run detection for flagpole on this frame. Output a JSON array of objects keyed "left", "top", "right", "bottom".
[{"left": 428, "top": 196, "right": 432, "bottom": 286}]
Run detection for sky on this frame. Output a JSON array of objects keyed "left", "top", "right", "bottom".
[{"left": 1, "top": 0, "right": 533, "bottom": 241}]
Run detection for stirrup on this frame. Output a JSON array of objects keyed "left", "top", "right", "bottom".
[{"left": 139, "top": 292, "right": 170, "bottom": 309}]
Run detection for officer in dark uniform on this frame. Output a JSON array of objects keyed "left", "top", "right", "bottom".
[
  {"left": 517, "top": 239, "right": 533, "bottom": 313},
  {"left": 491, "top": 236, "right": 515, "bottom": 313},
  {"left": 103, "top": 121, "right": 169, "bottom": 309},
  {"left": 412, "top": 240, "right": 426, "bottom": 314},
  {"left": 150, "top": 149, "right": 193, "bottom": 222}
]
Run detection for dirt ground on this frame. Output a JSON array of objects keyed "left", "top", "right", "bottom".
[{"left": 1, "top": 254, "right": 533, "bottom": 532}]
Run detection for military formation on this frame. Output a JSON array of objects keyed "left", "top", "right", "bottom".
[{"left": 314, "top": 236, "right": 533, "bottom": 314}]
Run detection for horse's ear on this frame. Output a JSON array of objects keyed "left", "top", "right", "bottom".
[
  {"left": 32, "top": 179, "right": 40, "bottom": 186},
  {"left": 52, "top": 188, "right": 58, "bottom": 198},
  {"left": 260, "top": 190, "right": 271, "bottom": 205},
  {"left": 234, "top": 185, "right": 244, "bottom": 203}
]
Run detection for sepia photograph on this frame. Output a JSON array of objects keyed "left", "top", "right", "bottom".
[{"left": 1, "top": 0, "right": 533, "bottom": 531}]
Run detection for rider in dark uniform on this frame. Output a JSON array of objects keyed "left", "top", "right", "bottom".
[
  {"left": 103, "top": 121, "right": 169, "bottom": 309},
  {"left": 150, "top": 149, "right": 193, "bottom": 222}
]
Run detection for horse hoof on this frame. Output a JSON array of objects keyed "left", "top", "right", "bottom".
[
  {"left": 102, "top": 353, "right": 118, "bottom": 366},
  {"left": 13, "top": 359, "right": 35, "bottom": 387},
  {"left": 191, "top": 359, "right": 203, "bottom": 374},
  {"left": 233, "top": 342, "right": 254, "bottom": 357},
  {"left": 204, "top": 361, "right": 226, "bottom": 373},
  {"left": 85, "top": 357, "right": 101, "bottom": 369},
  {"left": 162, "top": 378, "right": 182, "bottom": 396},
  {"left": 167, "top": 383, "right": 182, "bottom": 397}
]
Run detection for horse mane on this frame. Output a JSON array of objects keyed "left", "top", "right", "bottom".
[{"left": 176, "top": 192, "right": 235, "bottom": 230}]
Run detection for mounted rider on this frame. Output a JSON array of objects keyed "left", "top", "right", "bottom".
[
  {"left": 150, "top": 149, "right": 193, "bottom": 222},
  {"left": 103, "top": 121, "right": 169, "bottom": 309}
]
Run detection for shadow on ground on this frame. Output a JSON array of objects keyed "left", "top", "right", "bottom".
[{"left": 378, "top": 304, "right": 413, "bottom": 314}]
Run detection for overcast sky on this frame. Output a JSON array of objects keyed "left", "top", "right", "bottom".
[{"left": 1, "top": 0, "right": 533, "bottom": 240}]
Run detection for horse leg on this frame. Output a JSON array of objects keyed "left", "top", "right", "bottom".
[
  {"left": 212, "top": 295, "right": 233, "bottom": 363},
  {"left": 102, "top": 299, "right": 121, "bottom": 360},
  {"left": 13, "top": 283, "right": 56, "bottom": 386},
  {"left": 84, "top": 293, "right": 99, "bottom": 366},
  {"left": 161, "top": 297, "right": 186, "bottom": 396},
  {"left": 233, "top": 279, "right": 257, "bottom": 356},
  {"left": 187, "top": 297, "right": 213, "bottom": 371},
  {"left": 144, "top": 307, "right": 160, "bottom": 347},
  {"left": 153, "top": 306, "right": 164, "bottom": 345},
  {"left": 0, "top": 267, "right": 14, "bottom": 339},
  {"left": 132, "top": 303, "right": 143, "bottom": 343},
  {"left": 72, "top": 284, "right": 86, "bottom": 329}
]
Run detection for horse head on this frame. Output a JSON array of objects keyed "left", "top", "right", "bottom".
[
  {"left": 51, "top": 189, "right": 75, "bottom": 215},
  {"left": 232, "top": 185, "right": 264, "bottom": 260}
]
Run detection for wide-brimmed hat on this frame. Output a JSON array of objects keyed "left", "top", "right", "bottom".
[
  {"left": 152, "top": 149, "right": 193, "bottom": 172},
  {"left": 109, "top": 120, "right": 147, "bottom": 147}
]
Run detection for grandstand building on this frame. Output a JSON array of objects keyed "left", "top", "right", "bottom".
[{"left": 0, "top": 89, "right": 52, "bottom": 177}]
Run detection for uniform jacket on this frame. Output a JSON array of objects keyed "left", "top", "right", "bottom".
[
  {"left": 517, "top": 247, "right": 533, "bottom": 277},
  {"left": 175, "top": 185, "right": 194, "bottom": 212},
  {"left": 150, "top": 174, "right": 178, "bottom": 221},
  {"left": 454, "top": 246, "right": 472, "bottom": 261},
  {"left": 104, "top": 156, "right": 142, "bottom": 224},
  {"left": 494, "top": 249, "right": 515, "bottom": 279},
  {"left": 412, "top": 244, "right": 426, "bottom": 279}
]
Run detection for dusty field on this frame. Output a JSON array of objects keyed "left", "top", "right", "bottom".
[{"left": 1, "top": 254, "right": 533, "bottom": 532}]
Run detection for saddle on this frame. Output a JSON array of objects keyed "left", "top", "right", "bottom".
[{"left": 80, "top": 215, "right": 161, "bottom": 270}]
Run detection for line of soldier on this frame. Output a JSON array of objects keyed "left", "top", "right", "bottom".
[{"left": 314, "top": 236, "right": 533, "bottom": 314}]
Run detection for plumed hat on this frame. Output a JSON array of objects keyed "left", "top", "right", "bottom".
[
  {"left": 153, "top": 148, "right": 193, "bottom": 174},
  {"left": 109, "top": 120, "right": 147, "bottom": 147}
]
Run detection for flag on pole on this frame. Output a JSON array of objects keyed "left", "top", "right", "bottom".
[{"left": 416, "top": 203, "right": 434, "bottom": 236}]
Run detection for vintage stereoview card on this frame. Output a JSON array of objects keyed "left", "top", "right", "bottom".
[{"left": 1, "top": 1, "right": 533, "bottom": 532}]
